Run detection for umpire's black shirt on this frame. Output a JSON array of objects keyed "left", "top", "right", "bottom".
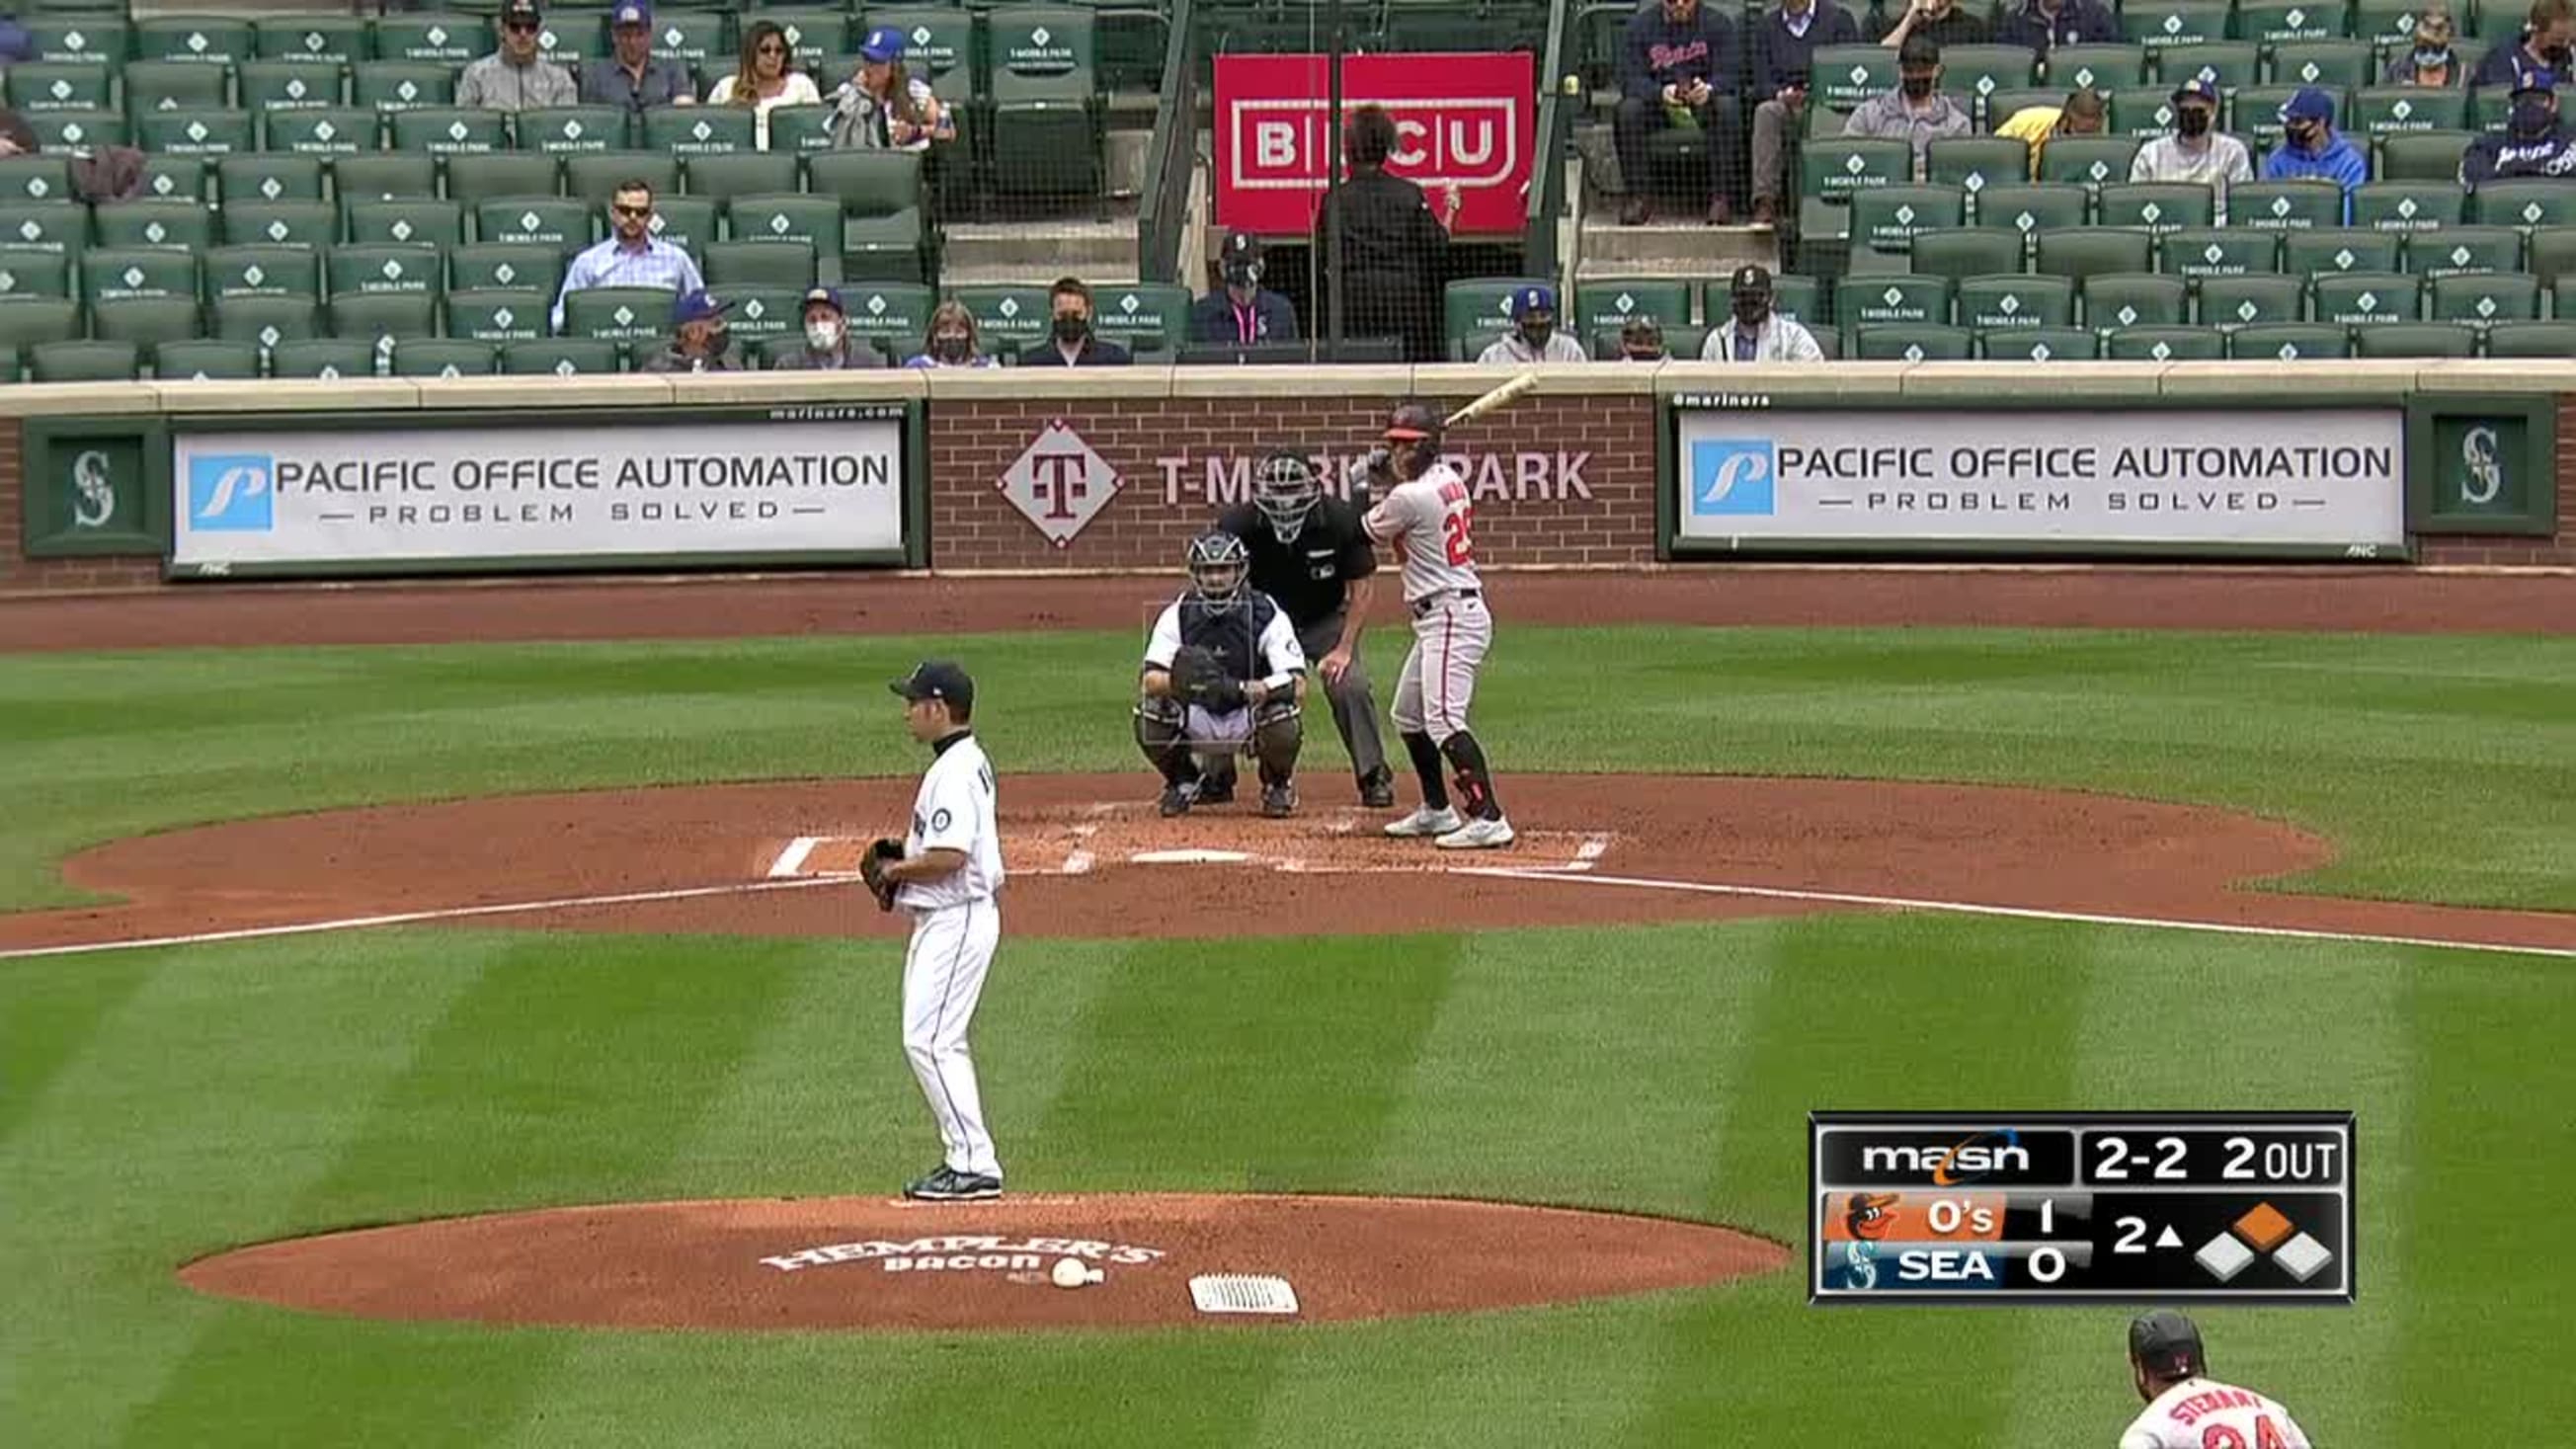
[{"left": 1217, "top": 497, "right": 1376, "bottom": 629}]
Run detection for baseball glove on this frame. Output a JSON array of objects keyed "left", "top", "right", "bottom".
[
  {"left": 1168, "top": 643, "right": 1247, "bottom": 711},
  {"left": 859, "top": 837, "right": 905, "bottom": 913}
]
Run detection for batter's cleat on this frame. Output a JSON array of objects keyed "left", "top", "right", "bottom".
[
  {"left": 1359, "top": 768, "right": 1397, "bottom": 809},
  {"left": 1261, "top": 782, "right": 1297, "bottom": 818},
  {"left": 1434, "top": 815, "right": 1517, "bottom": 850},
  {"left": 904, "top": 1166, "right": 1004, "bottom": 1202},
  {"left": 1383, "top": 805, "right": 1463, "bottom": 839},
  {"left": 1159, "top": 780, "right": 1198, "bottom": 817}
]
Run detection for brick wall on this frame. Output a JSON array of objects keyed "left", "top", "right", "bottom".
[
  {"left": 0, "top": 419, "right": 161, "bottom": 594},
  {"left": 2415, "top": 393, "right": 2576, "bottom": 568},
  {"left": 926, "top": 392, "right": 1658, "bottom": 571}
]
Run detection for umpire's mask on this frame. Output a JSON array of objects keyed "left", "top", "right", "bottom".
[{"left": 1251, "top": 451, "right": 1321, "bottom": 544}]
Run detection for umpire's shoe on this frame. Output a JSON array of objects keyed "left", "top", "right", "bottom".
[
  {"left": 1359, "top": 767, "right": 1397, "bottom": 809},
  {"left": 905, "top": 1166, "right": 1004, "bottom": 1202},
  {"left": 1261, "top": 781, "right": 1297, "bottom": 818},
  {"left": 1159, "top": 779, "right": 1198, "bottom": 817}
]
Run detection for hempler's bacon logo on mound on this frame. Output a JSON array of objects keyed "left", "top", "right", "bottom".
[
  {"left": 761, "top": 1234, "right": 1167, "bottom": 1274},
  {"left": 1214, "top": 53, "right": 1536, "bottom": 234}
]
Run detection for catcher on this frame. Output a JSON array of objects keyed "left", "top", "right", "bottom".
[{"left": 1135, "top": 530, "right": 1309, "bottom": 818}]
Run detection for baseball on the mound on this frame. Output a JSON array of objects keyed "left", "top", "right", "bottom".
[{"left": 1050, "top": 1257, "right": 1096, "bottom": 1289}]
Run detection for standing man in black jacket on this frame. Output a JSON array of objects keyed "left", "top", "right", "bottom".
[
  {"left": 1747, "top": 0, "right": 1860, "bottom": 227},
  {"left": 1616, "top": 0, "right": 1746, "bottom": 224},
  {"left": 1309, "top": 105, "right": 1458, "bottom": 362}
]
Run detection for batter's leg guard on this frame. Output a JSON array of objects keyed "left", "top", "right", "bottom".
[
  {"left": 1251, "top": 697, "right": 1303, "bottom": 787},
  {"left": 1402, "top": 730, "right": 1451, "bottom": 812},
  {"left": 1133, "top": 695, "right": 1196, "bottom": 787},
  {"left": 1440, "top": 730, "right": 1502, "bottom": 822}
]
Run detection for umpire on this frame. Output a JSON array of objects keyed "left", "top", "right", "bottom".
[{"left": 1218, "top": 451, "right": 1395, "bottom": 806}]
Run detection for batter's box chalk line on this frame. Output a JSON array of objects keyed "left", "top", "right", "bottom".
[{"left": 765, "top": 826, "right": 1613, "bottom": 879}]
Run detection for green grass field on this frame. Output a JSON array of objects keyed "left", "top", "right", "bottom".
[{"left": 4, "top": 622, "right": 2571, "bottom": 1445}]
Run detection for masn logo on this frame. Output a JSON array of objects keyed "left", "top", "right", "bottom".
[
  {"left": 1859, "top": 1128, "right": 2029, "bottom": 1186},
  {"left": 1689, "top": 439, "right": 1776, "bottom": 516},
  {"left": 189, "top": 454, "right": 276, "bottom": 531}
]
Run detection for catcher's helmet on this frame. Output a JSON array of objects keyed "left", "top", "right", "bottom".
[
  {"left": 1185, "top": 530, "right": 1251, "bottom": 611},
  {"left": 2129, "top": 1310, "right": 2205, "bottom": 1380},
  {"left": 1384, "top": 399, "right": 1443, "bottom": 479},
  {"left": 1252, "top": 451, "right": 1322, "bottom": 542}
]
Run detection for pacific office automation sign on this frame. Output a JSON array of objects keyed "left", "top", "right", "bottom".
[
  {"left": 1214, "top": 53, "right": 1535, "bottom": 235},
  {"left": 1673, "top": 405, "right": 2407, "bottom": 557},
  {"left": 169, "top": 408, "right": 908, "bottom": 576}
]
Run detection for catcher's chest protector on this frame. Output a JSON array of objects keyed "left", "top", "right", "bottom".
[{"left": 1177, "top": 596, "right": 1268, "bottom": 682}]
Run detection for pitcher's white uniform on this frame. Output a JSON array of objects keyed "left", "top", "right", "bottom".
[
  {"left": 2119, "top": 1378, "right": 2314, "bottom": 1449},
  {"left": 1362, "top": 461, "right": 1489, "bottom": 742},
  {"left": 899, "top": 731, "right": 1006, "bottom": 1182}
]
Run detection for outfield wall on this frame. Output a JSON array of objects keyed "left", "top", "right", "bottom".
[{"left": 2, "top": 362, "right": 2567, "bottom": 593}]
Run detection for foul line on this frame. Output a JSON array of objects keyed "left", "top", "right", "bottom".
[{"left": 1452, "top": 866, "right": 2576, "bottom": 961}]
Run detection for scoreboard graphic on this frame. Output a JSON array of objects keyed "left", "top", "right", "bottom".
[{"left": 1810, "top": 1112, "right": 2354, "bottom": 1306}]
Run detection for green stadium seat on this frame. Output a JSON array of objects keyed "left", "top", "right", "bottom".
[
  {"left": 1852, "top": 322, "right": 1974, "bottom": 359},
  {"left": 2102, "top": 323, "right": 2226, "bottom": 358},
  {"left": 703, "top": 238, "right": 816, "bottom": 289},
  {"left": 1836, "top": 274, "right": 1953, "bottom": 337},
  {"left": 645, "top": 197, "right": 716, "bottom": 256},
  {"left": 2038, "top": 135, "right": 2143, "bottom": 188},
  {"left": 90, "top": 295, "right": 204, "bottom": 347},
  {"left": 1853, "top": 185, "right": 1966, "bottom": 252},
  {"left": 218, "top": 199, "right": 336, "bottom": 249},
  {"left": 986, "top": 8, "right": 1105, "bottom": 200},
  {"left": 92, "top": 200, "right": 213, "bottom": 252},
  {"left": 2482, "top": 319, "right": 2576, "bottom": 355},
  {"left": 135, "top": 18, "right": 254, "bottom": 67},
  {"left": 2039, "top": 225, "right": 2152, "bottom": 278},
  {"left": 644, "top": 10, "right": 730, "bottom": 71},
  {"left": 1801, "top": 137, "right": 1915, "bottom": 227},
  {"left": 1585, "top": 325, "right": 1699, "bottom": 361},
  {"left": 0, "top": 157, "right": 72, "bottom": 204},
  {"left": 563, "top": 152, "right": 678, "bottom": 204},
  {"left": 563, "top": 284, "right": 676, "bottom": 344},
  {"left": 519, "top": 107, "right": 635, "bottom": 155},
  {"left": 2375, "top": 129, "right": 2474, "bottom": 180},
  {"left": 2471, "top": 181, "right": 2576, "bottom": 228},
  {"left": 1940, "top": 45, "right": 2040, "bottom": 118},
  {"left": 447, "top": 243, "right": 565, "bottom": 296},
  {"left": 123, "top": 60, "right": 231, "bottom": 114},
  {"left": 1910, "top": 227, "right": 2029, "bottom": 278},
  {"left": 685, "top": 152, "right": 799, "bottom": 201},
  {"left": 1570, "top": 280, "right": 1692, "bottom": 336},
  {"left": 0, "top": 300, "right": 80, "bottom": 361},
  {"left": 1955, "top": 272, "right": 2077, "bottom": 329},
  {"left": 202, "top": 244, "right": 322, "bottom": 301},
  {"left": 2108, "top": 89, "right": 2182, "bottom": 142},
  {"left": 2100, "top": 181, "right": 2217, "bottom": 233},
  {"left": 2121, "top": 0, "right": 2231, "bottom": 47},
  {"left": 2407, "top": 224, "right": 2522, "bottom": 274},
  {"left": 2082, "top": 272, "right": 2190, "bottom": 327},
  {"left": 2349, "top": 85, "right": 2468, "bottom": 136},
  {"left": 949, "top": 282, "right": 1056, "bottom": 356},
  {"left": 328, "top": 290, "right": 439, "bottom": 342},
  {"left": 715, "top": 284, "right": 802, "bottom": 349},
  {"left": 443, "top": 152, "right": 560, "bottom": 201},
  {"left": 2227, "top": 320, "right": 2350, "bottom": 356},
  {"left": 347, "top": 198, "right": 466, "bottom": 249},
  {"left": 270, "top": 336, "right": 381, "bottom": 378},
  {"left": 355, "top": 62, "right": 458, "bottom": 114},
  {"left": 838, "top": 281, "right": 935, "bottom": 351},
  {"left": 2284, "top": 225, "right": 2403, "bottom": 272},
  {"left": 1441, "top": 276, "right": 1549, "bottom": 355},
  {"left": 2352, "top": 318, "right": 2475, "bottom": 353},
  {"left": 2428, "top": 269, "right": 2541, "bottom": 324},
  {"left": 805, "top": 149, "right": 925, "bottom": 228},
  {"left": 217, "top": 154, "right": 327, "bottom": 204},
  {"left": 1979, "top": 183, "right": 2092, "bottom": 241},
  {"left": 532, "top": 14, "right": 605, "bottom": 69},
  {"left": 1762, "top": 274, "right": 1825, "bottom": 326},
  {"left": 2165, "top": 40, "right": 2266, "bottom": 90},
  {"left": 1927, "top": 136, "right": 2030, "bottom": 197},
  {"left": 2230, "top": 85, "right": 2308, "bottom": 148},
  {"left": 30, "top": 339, "right": 141, "bottom": 381},
  {"left": 2270, "top": 40, "right": 2375, "bottom": 87},
  {"left": 238, "top": 60, "right": 344, "bottom": 112},
  {"left": 266, "top": 108, "right": 382, "bottom": 157},
  {"left": 394, "top": 108, "right": 509, "bottom": 156},
  {"left": 504, "top": 338, "right": 621, "bottom": 374},
  {"left": 445, "top": 287, "right": 552, "bottom": 342},
  {"left": 2162, "top": 226, "right": 2284, "bottom": 275},
  {"left": 256, "top": 16, "right": 371, "bottom": 64},
  {"left": 2529, "top": 225, "right": 2576, "bottom": 285},
  {"left": 392, "top": 338, "right": 500, "bottom": 376},
  {"left": 333, "top": 154, "right": 441, "bottom": 203},
  {"left": 765, "top": 104, "right": 840, "bottom": 155},
  {"left": 2049, "top": 43, "right": 2149, "bottom": 90},
  {"left": 154, "top": 339, "right": 265, "bottom": 379},
  {"left": 1979, "top": 324, "right": 2099, "bottom": 358},
  {"left": 1812, "top": 44, "right": 1898, "bottom": 112},
  {"left": 5, "top": 62, "right": 113, "bottom": 113},
  {"left": 211, "top": 294, "right": 323, "bottom": 350},
  {"left": 22, "top": 19, "right": 131, "bottom": 72},
  {"left": 475, "top": 197, "right": 592, "bottom": 251},
  {"left": 2309, "top": 269, "right": 2419, "bottom": 323},
  {"left": 25, "top": 109, "right": 128, "bottom": 151},
  {"left": 725, "top": 192, "right": 839, "bottom": 250},
  {"left": 2198, "top": 271, "right": 2309, "bottom": 324},
  {"left": 2238, "top": 0, "right": 2351, "bottom": 44},
  {"left": 0, "top": 250, "right": 70, "bottom": 300},
  {"left": 2230, "top": 179, "right": 2348, "bottom": 228},
  {"left": 0, "top": 201, "right": 88, "bottom": 257},
  {"left": 81, "top": 248, "right": 198, "bottom": 304},
  {"left": 766, "top": 11, "right": 851, "bottom": 71},
  {"left": 134, "top": 156, "right": 207, "bottom": 201},
  {"left": 2352, "top": 0, "right": 2438, "bottom": 46},
  {"left": 1089, "top": 282, "right": 1191, "bottom": 356},
  {"left": 645, "top": 107, "right": 757, "bottom": 157},
  {"left": 867, "top": 7, "right": 976, "bottom": 91},
  {"left": 330, "top": 243, "right": 444, "bottom": 298},
  {"left": 137, "top": 109, "right": 256, "bottom": 156},
  {"left": 374, "top": 15, "right": 492, "bottom": 67},
  {"left": 2353, "top": 180, "right": 2465, "bottom": 231}
]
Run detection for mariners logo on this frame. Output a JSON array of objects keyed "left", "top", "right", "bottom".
[
  {"left": 2459, "top": 425, "right": 2503, "bottom": 506},
  {"left": 188, "top": 453, "right": 276, "bottom": 531},
  {"left": 1689, "top": 440, "right": 1776, "bottom": 517},
  {"left": 69, "top": 449, "right": 115, "bottom": 529}
]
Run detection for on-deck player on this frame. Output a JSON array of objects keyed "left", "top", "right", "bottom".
[
  {"left": 882, "top": 660, "right": 1006, "bottom": 1202},
  {"left": 1359, "top": 399, "right": 1513, "bottom": 850},
  {"left": 2119, "top": 1310, "right": 2314, "bottom": 1449}
]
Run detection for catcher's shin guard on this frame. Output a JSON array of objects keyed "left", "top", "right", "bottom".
[
  {"left": 1439, "top": 730, "right": 1501, "bottom": 821},
  {"left": 1402, "top": 730, "right": 1451, "bottom": 811},
  {"left": 1133, "top": 695, "right": 1196, "bottom": 786},
  {"left": 1251, "top": 697, "right": 1303, "bottom": 785}
]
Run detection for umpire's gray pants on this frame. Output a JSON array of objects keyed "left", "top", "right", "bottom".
[{"left": 1299, "top": 609, "right": 1389, "bottom": 783}]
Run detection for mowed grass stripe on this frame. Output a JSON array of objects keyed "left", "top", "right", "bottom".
[
  {"left": 0, "top": 934, "right": 503, "bottom": 1448},
  {"left": 1631, "top": 914, "right": 2090, "bottom": 1442},
  {"left": 2398, "top": 948, "right": 2576, "bottom": 1441},
  {"left": 1994, "top": 931, "right": 2408, "bottom": 1445},
  {"left": 0, "top": 950, "right": 160, "bottom": 1147},
  {"left": 115, "top": 930, "right": 804, "bottom": 1448}
]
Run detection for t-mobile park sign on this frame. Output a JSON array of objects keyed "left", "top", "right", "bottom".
[{"left": 1214, "top": 52, "right": 1536, "bottom": 235}]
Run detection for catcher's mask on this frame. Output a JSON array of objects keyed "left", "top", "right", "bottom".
[
  {"left": 1252, "top": 451, "right": 1322, "bottom": 542},
  {"left": 1384, "top": 399, "right": 1443, "bottom": 480},
  {"left": 1186, "top": 530, "right": 1251, "bottom": 611}
]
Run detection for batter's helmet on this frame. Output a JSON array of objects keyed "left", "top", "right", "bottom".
[
  {"left": 1384, "top": 399, "right": 1443, "bottom": 478},
  {"left": 1252, "top": 451, "right": 1321, "bottom": 542},
  {"left": 2129, "top": 1310, "right": 2206, "bottom": 1380},
  {"left": 1185, "top": 530, "right": 1251, "bottom": 611}
]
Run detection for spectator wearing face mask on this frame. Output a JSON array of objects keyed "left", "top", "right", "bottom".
[
  {"left": 1617, "top": 315, "right": 1668, "bottom": 362},
  {"left": 829, "top": 26, "right": 954, "bottom": 151},
  {"left": 1843, "top": 34, "right": 1972, "bottom": 175},
  {"left": 769, "top": 286, "right": 885, "bottom": 369},
  {"left": 2462, "top": 74, "right": 2576, "bottom": 183},
  {"left": 2387, "top": 4, "right": 2467, "bottom": 86},
  {"left": 2131, "top": 78, "right": 2251, "bottom": 217},
  {"left": 1699, "top": 264, "right": 1823, "bottom": 362},
  {"left": 904, "top": 300, "right": 997, "bottom": 367},
  {"left": 2262, "top": 87, "right": 2368, "bottom": 221},
  {"left": 639, "top": 288, "right": 742, "bottom": 372},
  {"left": 1189, "top": 230, "right": 1300, "bottom": 345},
  {"left": 1477, "top": 284, "right": 1590, "bottom": 363},
  {"left": 1019, "top": 277, "right": 1133, "bottom": 365},
  {"left": 2474, "top": 0, "right": 2575, "bottom": 92}
]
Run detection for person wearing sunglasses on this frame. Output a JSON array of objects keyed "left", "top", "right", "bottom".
[
  {"left": 706, "top": 19, "right": 821, "bottom": 150},
  {"left": 457, "top": 0, "right": 576, "bottom": 113},
  {"left": 551, "top": 179, "right": 706, "bottom": 331}
]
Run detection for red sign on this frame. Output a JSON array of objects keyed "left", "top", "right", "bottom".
[{"left": 1213, "top": 52, "right": 1537, "bottom": 236}]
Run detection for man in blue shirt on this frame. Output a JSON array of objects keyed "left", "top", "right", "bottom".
[
  {"left": 1188, "top": 230, "right": 1300, "bottom": 345},
  {"left": 552, "top": 178, "right": 705, "bottom": 330},
  {"left": 1747, "top": 0, "right": 1861, "bottom": 227},
  {"left": 2472, "top": 0, "right": 2574, "bottom": 92},
  {"left": 2261, "top": 87, "right": 2368, "bottom": 221},
  {"left": 1615, "top": 0, "right": 1746, "bottom": 225},
  {"left": 2462, "top": 74, "right": 2576, "bottom": 183}
]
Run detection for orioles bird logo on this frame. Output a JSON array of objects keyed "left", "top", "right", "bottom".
[{"left": 1844, "top": 1192, "right": 1900, "bottom": 1241}]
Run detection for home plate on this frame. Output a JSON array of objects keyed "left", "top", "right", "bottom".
[{"left": 1131, "top": 848, "right": 1255, "bottom": 865}]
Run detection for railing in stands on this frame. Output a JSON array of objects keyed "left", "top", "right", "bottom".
[
  {"left": 1136, "top": 0, "right": 1198, "bottom": 285},
  {"left": 1522, "top": 0, "right": 1577, "bottom": 283}
]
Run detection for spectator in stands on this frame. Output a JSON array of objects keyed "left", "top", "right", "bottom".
[
  {"left": 770, "top": 286, "right": 885, "bottom": 369},
  {"left": 0, "top": 106, "right": 37, "bottom": 158},
  {"left": 904, "top": 300, "right": 998, "bottom": 367},
  {"left": 2474, "top": 0, "right": 2574, "bottom": 92},
  {"left": 2263, "top": 87, "right": 2367, "bottom": 221},
  {"left": 1748, "top": 0, "right": 1862, "bottom": 228},
  {"left": 1477, "top": 284, "right": 1590, "bottom": 363},
  {"left": 1190, "top": 230, "right": 1299, "bottom": 345},
  {"left": 1020, "top": 277, "right": 1133, "bottom": 366},
  {"left": 639, "top": 289, "right": 742, "bottom": 372},
  {"left": 2131, "top": 78, "right": 2251, "bottom": 217},
  {"left": 830, "top": 26, "right": 954, "bottom": 151},
  {"left": 1844, "top": 35, "right": 1972, "bottom": 174},
  {"left": 1309, "top": 104, "right": 1456, "bottom": 362},
  {"left": 708, "top": 20, "right": 822, "bottom": 150},
  {"left": 581, "top": 0, "right": 694, "bottom": 117},
  {"left": 1617, "top": 315, "right": 1669, "bottom": 361},
  {"left": 1881, "top": 0, "right": 1986, "bottom": 51},
  {"left": 1996, "top": 87, "right": 2106, "bottom": 178},
  {"left": 552, "top": 179, "right": 705, "bottom": 329},
  {"left": 2386, "top": 5, "right": 2466, "bottom": 86},
  {"left": 1615, "top": 0, "right": 1747, "bottom": 224},
  {"left": 1699, "top": 264, "right": 1824, "bottom": 361},
  {"left": 2462, "top": 74, "right": 2576, "bottom": 182},
  {"left": 459, "top": 0, "right": 577, "bottom": 113},
  {"left": 1994, "top": 0, "right": 2116, "bottom": 56}
]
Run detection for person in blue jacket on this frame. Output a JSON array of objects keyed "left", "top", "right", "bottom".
[
  {"left": 1615, "top": 0, "right": 1746, "bottom": 225},
  {"left": 2261, "top": 87, "right": 2368, "bottom": 221}
]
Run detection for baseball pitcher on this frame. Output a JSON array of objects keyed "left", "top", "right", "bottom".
[
  {"left": 2119, "top": 1311, "right": 2314, "bottom": 1449},
  {"left": 1134, "top": 531, "right": 1309, "bottom": 818},
  {"left": 1359, "top": 400, "right": 1512, "bottom": 849}
]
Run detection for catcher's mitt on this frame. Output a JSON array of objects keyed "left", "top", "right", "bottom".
[
  {"left": 1168, "top": 643, "right": 1247, "bottom": 711},
  {"left": 859, "top": 837, "right": 905, "bottom": 913}
]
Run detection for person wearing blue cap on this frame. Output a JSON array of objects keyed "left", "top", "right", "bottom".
[
  {"left": 639, "top": 288, "right": 743, "bottom": 371},
  {"left": 2462, "top": 72, "right": 2576, "bottom": 184},
  {"left": 578, "top": 0, "right": 696, "bottom": 117},
  {"left": 1476, "top": 284, "right": 1589, "bottom": 363},
  {"left": 768, "top": 286, "right": 887, "bottom": 368},
  {"left": 2130, "top": 77, "right": 2251, "bottom": 220},
  {"left": 828, "top": 25, "right": 954, "bottom": 151},
  {"left": 2260, "top": 87, "right": 2367, "bottom": 221}
]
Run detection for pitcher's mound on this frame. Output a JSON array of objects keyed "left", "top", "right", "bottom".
[{"left": 180, "top": 1193, "right": 1792, "bottom": 1331}]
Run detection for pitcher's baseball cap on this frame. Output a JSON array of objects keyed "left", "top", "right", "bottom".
[
  {"left": 891, "top": 660, "right": 975, "bottom": 710},
  {"left": 859, "top": 25, "right": 905, "bottom": 62},
  {"left": 2129, "top": 1311, "right": 2206, "bottom": 1379},
  {"left": 610, "top": 0, "right": 650, "bottom": 27}
]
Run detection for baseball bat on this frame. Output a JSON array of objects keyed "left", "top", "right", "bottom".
[{"left": 1443, "top": 371, "right": 1538, "bottom": 429}]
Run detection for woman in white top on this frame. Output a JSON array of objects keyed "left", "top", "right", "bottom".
[
  {"left": 706, "top": 20, "right": 822, "bottom": 150},
  {"left": 828, "top": 25, "right": 956, "bottom": 151}
]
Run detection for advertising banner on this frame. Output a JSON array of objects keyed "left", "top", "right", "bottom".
[
  {"left": 1672, "top": 404, "right": 2407, "bottom": 558},
  {"left": 1213, "top": 52, "right": 1536, "bottom": 235},
  {"left": 170, "top": 407, "right": 910, "bottom": 577}
]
